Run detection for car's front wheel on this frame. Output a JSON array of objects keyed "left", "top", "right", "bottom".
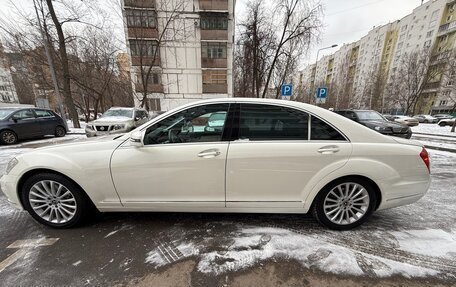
[
  {"left": 0, "top": 130, "right": 18, "bottom": 145},
  {"left": 21, "top": 173, "right": 94, "bottom": 228},
  {"left": 312, "top": 178, "right": 377, "bottom": 230}
]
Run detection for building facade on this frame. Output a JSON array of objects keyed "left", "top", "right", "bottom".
[
  {"left": 0, "top": 42, "right": 19, "bottom": 105},
  {"left": 299, "top": 0, "right": 456, "bottom": 115},
  {"left": 122, "top": 0, "right": 235, "bottom": 111}
]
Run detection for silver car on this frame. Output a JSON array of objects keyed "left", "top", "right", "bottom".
[{"left": 85, "top": 107, "right": 149, "bottom": 137}]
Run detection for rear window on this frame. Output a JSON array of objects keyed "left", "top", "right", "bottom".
[
  {"left": 311, "top": 116, "right": 345, "bottom": 140},
  {"left": 35, "top": 110, "right": 54, "bottom": 118}
]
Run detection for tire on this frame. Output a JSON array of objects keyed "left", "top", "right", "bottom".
[
  {"left": 55, "top": 126, "right": 66, "bottom": 137},
  {"left": 0, "top": 130, "right": 18, "bottom": 145},
  {"left": 439, "top": 122, "right": 446, "bottom": 127},
  {"left": 21, "top": 173, "right": 94, "bottom": 228},
  {"left": 311, "top": 177, "right": 377, "bottom": 230}
]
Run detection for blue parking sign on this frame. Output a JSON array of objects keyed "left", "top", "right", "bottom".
[
  {"left": 316, "top": 87, "right": 327, "bottom": 104},
  {"left": 281, "top": 84, "right": 292, "bottom": 97}
]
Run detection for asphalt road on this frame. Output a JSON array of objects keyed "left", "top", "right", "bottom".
[{"left": 0, "top": 135, "right": 455, "bottom": 287}]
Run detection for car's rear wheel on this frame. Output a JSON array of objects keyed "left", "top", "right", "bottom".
[
  {"left": 439, "top": 122, "right": 447, "bottom": 127},
  {"left": 55, "top": 126, "right": 66, "bottom": 137},
  {"left": 0, "top": 130, "right": 18, "bottom": 145},
  {"left": 312, "top": 178, "right": 377, "bottom": 230},
  {"left": 21, "top": 173, "right": 94, "bottom": 228}
]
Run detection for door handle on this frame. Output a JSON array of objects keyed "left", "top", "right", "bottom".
[
  {"left": 198, "top": 149, "right": 221, "bottom": 158},
  {"left": 318, "top": 145, "right": 340, "bottom": 154}
]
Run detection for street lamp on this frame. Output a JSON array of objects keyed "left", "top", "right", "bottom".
[{"left": 311, "top": 44, "right": 338, "bottom": 104}]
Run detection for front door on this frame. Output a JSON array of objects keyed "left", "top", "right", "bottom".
[
  {"left": 110, "top": 103, "right": 231, "bottom": 208},
  {"left": 10, "top": 109, "right": 42, "bottom": 139},
  {"left": 226, "top": 103, "right": 352, "bottom": 208}
]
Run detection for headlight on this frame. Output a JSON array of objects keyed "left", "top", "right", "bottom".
[
  {"left": 5, "top": 158, "right": 18, "bottom": 175},
  {"left": 113, "top": 124, "right": 126, "bottom": 130},
  {"left": 86, "top": 124, "right": 94, "bottom": 130},
  {"left": 374, "top": 126, "right": 391, "bottom": 132}
]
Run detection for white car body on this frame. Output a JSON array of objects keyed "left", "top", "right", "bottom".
[
  {"left": 413, "top": 115, "right": 438, "bottom": 123},
  {"left": 85, "top": 107, "right": 149, "bottom": 137},
  {"left": 393, "top": 115, "right": 420, "bottom": 127},
  {"left": 1, "top": 99, "right": 431, "bottom": 228}
]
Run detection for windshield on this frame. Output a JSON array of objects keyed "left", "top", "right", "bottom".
[
  {"left": 102, "top": 109, "right": 133, "bottom": 118},
  {"left": 356, "top": 111, "right": 385, "bottom": 121},
  {"left": 0, "top": 109, "right": 15, "bottom": 120}
]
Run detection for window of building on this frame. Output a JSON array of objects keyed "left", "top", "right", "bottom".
[
  {"left": 139, "top": 72, "right": 160, "bottom": 85},
  {"left": 129, "top": 40, "right": 158, "bottom": 57},
  {"left": 424, "top": 40, "right": 431, "bottom": 47},
  {"left": 203, "top": 70, "right": 227, "bottom": 84},
  {"left": 239, "top": 104, "right": 309, "bottom": 141},
  {"left": 401, "top": 25, "right": 408, "bottom": 31},
  {"left": 126, "top": 9, "right": 156, "bottom": 28},
  {"left": 439, "top": 100, "right": 447, "bottom": 106},
  {"left": 143, "top": 104, "right": 230, "bottom": 145},
  {"left": 200, "top": 15, "right": 228, "bottom": 30},
  {"left": 447, "top": 15, "right": 453, "bottom": 22},
  {"left": 201, "top": 42, "right": 227, "bottom": 59},
  {"left": 448, "top": 80, "right": 454, "bottom": 86},
  {"left": 426, "top": 31, "right": 433, "bottom": 38}
]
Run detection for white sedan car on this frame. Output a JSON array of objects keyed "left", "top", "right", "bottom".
[{"left": 1, "top": 99, "right": 431, "bottom": 230}]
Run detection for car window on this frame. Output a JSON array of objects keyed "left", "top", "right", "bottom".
[
  {"left": 0, "top": 109, "right": 15, "bottom": 120},
  {"left": 239, "top": 104, "right": 308, "bottom": 140},
  {"left": 356, "top": 111, "right": 384, "bottom": 121},
  {"left": 143, "top": 104, "right": 229, "bottom": 145},
  {"left": 310, "top": 116, "right": 345, "bottom": 140},
  {"left": 12, "top": 109, "right": 35, "bottom": 120},
  {"left": 345, "top": 111, "right": 357, "bottom": 120},
  {"left": 35, "top": 109, "right": 54, "bottom": 118}
]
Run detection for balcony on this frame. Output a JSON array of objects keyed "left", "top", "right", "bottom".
[
  {"left": 423, "top": 81, "right": 441, "bottom": 91},
  {"left": 124, "top": 0, "right": 155, "bottom": 8},
  {"left": 430, "top": 50, "right": 451, "bottom": 64},
  {"left": 199, "top": 0, "right": 229, "bottom": 11},
  {"left": 128, "top": 27, "right": 158, "bottom": 39},
  {"left": 203, "top": 83, "right": 227, "bottom": 93},
  {"left": 200, "top": 29, "right": 228, "bottom": 40},
  {"left": 201, "top": 58, "right": 227, "bottom": 68},
  {"left": 135, "top": 83, "right": 163, "bottom": 93},
  {"left": 131, "top": 56, "right": 160, "bottom": 66},
  {"left": 438, "top": 20, "right": 456, "bottom": 35}
]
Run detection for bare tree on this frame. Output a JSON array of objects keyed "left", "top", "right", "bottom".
[
  {"left": 260, "top": 0, "right": 321, "bottom": 98},
  {"left": 392, "top": 49, "right": 444, "bottom": 115}
]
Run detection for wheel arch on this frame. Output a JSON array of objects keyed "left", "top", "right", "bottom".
[
  {"left": 17, "top": 168, "right": 96, "bottom": 210},
  {"left": 0, "top": 128, "right": 19, "bottom": 140},
  {"left": 305, "top": 174, "right": 382, "bottom": 212}
]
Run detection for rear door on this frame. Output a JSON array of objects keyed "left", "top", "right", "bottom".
[
  {"left": 9, "top": 109, "right": 42, "bottom": 138},
  {"left": 34, "top": 109, "right": 58, "bottom": 135},
  {"left": 226, "top": 103, "right": 352, "bottom": 208}
]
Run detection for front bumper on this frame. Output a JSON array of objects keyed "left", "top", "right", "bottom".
[
  {"left": 0, "top": 174, "right": 23, "bottom": 210},
  {"left": 85, "top": 127, "right": 131, "bottom": 137}
]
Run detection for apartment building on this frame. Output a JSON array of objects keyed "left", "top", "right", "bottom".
[
  {"left": 0, "top": 42, "right": 19, "bottom": 105},
  {"left": 122, "top": 0, "right": 235, "bottom": 111},
  {"left": 299, "top": 0, "right": 455, "bottom": 115}
]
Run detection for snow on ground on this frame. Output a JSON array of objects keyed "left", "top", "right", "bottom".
[
  {"left": 411, "top": 124, "right": 456, "bottom": 137},
  {"left": 414, "top": 138, "right": 456, "bottom": 150},
  {"left": 67, "top": 120, "right": 87, "bottom": 134}
]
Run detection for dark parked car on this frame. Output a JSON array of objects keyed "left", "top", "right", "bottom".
[
  {"left": 335, "top": 109, "right": 412, "bottom": 139},
  {"left": 0, "top": 107, "right": 67, "bottom": 145}
]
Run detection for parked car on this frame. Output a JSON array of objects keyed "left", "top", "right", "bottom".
[
  {"left": 0, "top": 107, "right": 67, "bottom": 145},
  {"left": 382, "top": 114, "right": 395, "bottom": 121},
  {"left": 85, "top": 107, "right": 149, "bottom": 137},
  {"left": 438, "top": 118, "right": 456, "bottom": 127},
  {"left": 392, "top": 115, "right": 420, "bottom": 127},
  {"left": 1, "top": 99, "right": 431, "bottom": 230},
  {"left": 335, "top": 109, "right": 412, "bottom": 139},
  {"left": 433, "top": 114, "right": 454, "bottom": 120},
  {"left": 413, "top": 115, "right": 439, "bottom": 123}
]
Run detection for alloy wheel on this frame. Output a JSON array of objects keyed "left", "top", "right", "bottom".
[
  {"left": 323, "top": 182, "right": 370, "bottom": 225},
  {"left": 2, "top": 131, "right": 17, "bottom": 144},
  {"left": 28, "top": 180, "right": 77, "bottom": 224}
]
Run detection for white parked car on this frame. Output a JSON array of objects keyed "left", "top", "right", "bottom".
[
  {"left": 1, "top": 99, "right": 431, "bottom": 230},
  {"left": 413, "top": 114, "right": 439, "bottom": 123},
  {"left": 438, "top": 118, "right": 456, "bottom": 127},
  {"left": 392, "top": 115, "right": 419, "bottom": 127},
  {"left": 85, "top": 107, "right": 149, "bottom": 137}
]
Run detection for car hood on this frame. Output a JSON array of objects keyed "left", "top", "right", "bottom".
[
  {"left": 360, "top": 120, "right": 407, "bottom": 128},
  {"left": 90, "top": 117, "right": 133, "bottom": 125},
  {"left": 25, "top": 135, "right": 124, "bottom": 154}
]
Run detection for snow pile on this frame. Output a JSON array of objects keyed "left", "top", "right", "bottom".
[
  {"left": 412, "top": 124, "right": 455, "bottom": 137},
  {"left": 145, "top": 226, "right": 439, "bottom": 278}
]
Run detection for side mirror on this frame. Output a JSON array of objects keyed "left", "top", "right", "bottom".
[
  {"left": 130, "top": 130, "right": 144, "bottom": 147},
  {"left": 134, "top": 117, "right": 140, "bottom": 121}
]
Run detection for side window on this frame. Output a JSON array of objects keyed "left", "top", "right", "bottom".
[
  {"left": 12, "top": 109, "right": 35, "bottom": 120},
  {"left": 345, "top": 111, "right": 357, "bottom": 121},
  {"left": 310, "top": 116, "right": 346, "bottom": 141},
  {"left": 35, "top": 109, "right": 54, "bottom": 118},
  {"left": 240, "top": 104, "right": 308, "bottom": 140},
  {"left": 143, "top": 104, "right": 229, "bottom": 145}
]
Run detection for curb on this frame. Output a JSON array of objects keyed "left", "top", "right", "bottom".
[
  {"left": 413, "top": 132, "right": 456, "bottom": 139},
  {"left": 424, "top": 145, "right": 456, "bottom": 153}
]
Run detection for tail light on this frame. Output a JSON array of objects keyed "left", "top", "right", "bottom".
[{"left": 420, "top": 148, "right": 430, "bottom": 173}]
